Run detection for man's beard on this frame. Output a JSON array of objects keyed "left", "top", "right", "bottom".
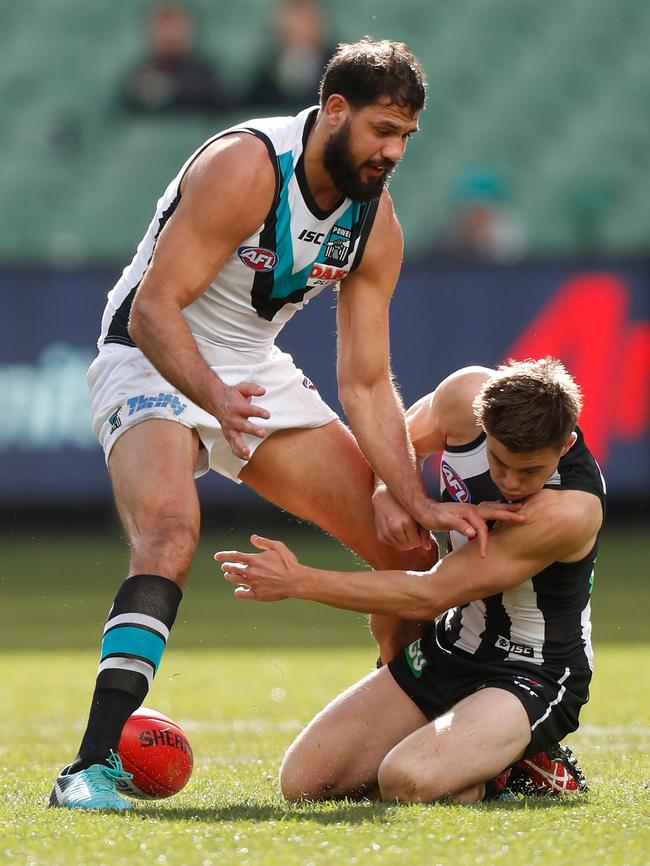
[{"left": 323, "top": 120, "right": 396, "bottom": 202}]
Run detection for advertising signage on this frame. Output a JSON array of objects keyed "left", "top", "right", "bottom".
[{"left": 0, "top": 259, "right": 647, "bottom": 507}]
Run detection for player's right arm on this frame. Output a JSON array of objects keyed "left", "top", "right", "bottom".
[
  {"left": 128, "top": 134, "right": 277, "bottom": 459},
  {"left": 216, "top": 486, "right": 603, "bottom": 614}
]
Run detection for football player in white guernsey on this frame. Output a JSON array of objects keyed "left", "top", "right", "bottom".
[
  {"left": 216, "top": 358, "right": 605, "bottom": 803},
  {"left": 50, "top": 38, "right": 523, "bottom": 810}
]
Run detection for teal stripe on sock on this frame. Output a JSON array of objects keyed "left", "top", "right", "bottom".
[{"left": 101, "top": 626, "right": 165, "bottom": 670}]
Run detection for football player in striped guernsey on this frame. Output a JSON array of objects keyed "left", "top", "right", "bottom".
[{"left": 216, "top": 358, "right": 603, "bottom": 803}]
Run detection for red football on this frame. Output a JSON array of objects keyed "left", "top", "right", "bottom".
[{"left": 116, "top": 707, "right": 193, "bottom": 799}]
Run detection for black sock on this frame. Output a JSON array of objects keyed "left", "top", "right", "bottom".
[
  {"left": 71, "top": 573, "right": 182, "bottom": 771},
  {"left": 70, "top": 689, "right": 140, "bottom": 772}
]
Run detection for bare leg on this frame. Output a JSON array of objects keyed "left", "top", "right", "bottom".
[
  {"left": 241, "top": 421, "right": 437, "bottom": 657},
  {"left": 109, "top": 419, "right": 201, "bottom": 586},
  {"left": 377, "top": 688, "right": 531, "bottom": 803},
  {"left": 241, "top": 421, "right": 435, "bottom": 572},
  {"left": 65, "top": 420, "right": 202, "bottom": 773},
  {"left": 280, "top": 666, "right": 428, "bottom": 801}
]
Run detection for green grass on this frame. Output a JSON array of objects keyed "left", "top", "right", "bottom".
[{"left": 1, "top": 527, "right": 649, "bottom": 865}]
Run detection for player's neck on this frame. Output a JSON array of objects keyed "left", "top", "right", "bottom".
[{"left": 303, "top": 119, "right": 346, "bottom": 211}]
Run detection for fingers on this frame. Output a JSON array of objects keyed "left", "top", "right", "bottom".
[
  {"left": 222, "top": 566, "right": 258, "bottom": 601},
  {"left": 229, "top": 435, "right": 252, "bottom": 460},
  {"left": 479, "top": 503, "right": 527, "bottom": 523},
  {"left": 474, "top": 522, "right": 488, "bottom": 558},
  {"left": 214, "top": 550, "right": 251, "bottom": 565},
  {"left": 444, "top": 512, "right": 487, "bottom": 556},
  {"left": 243, "top": 402, "right": 271, "bottom": 421},
  {"left": 250, "top": 534, "right": 284, "bottom": 551},
  {"left": 236, "top": 381, "right": 268, "bottom": 400}
]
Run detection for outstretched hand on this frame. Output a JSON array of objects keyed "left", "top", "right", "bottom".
[{"left": 214, "top": 535, "right": 300, "bottom": 601}]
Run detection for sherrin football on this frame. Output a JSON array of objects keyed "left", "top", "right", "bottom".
[{"left": 116, "top": 707, "right": 193, "bottom": 799}]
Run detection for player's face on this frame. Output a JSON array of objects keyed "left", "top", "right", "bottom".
[
  {"left": 323, "top": 98, "right": 419, "bottom": 201},
  {"left": 486, "top": 435, "right": 568, "bottom": 501}
]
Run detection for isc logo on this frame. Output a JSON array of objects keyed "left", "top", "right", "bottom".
[{"left": 238, "top": 246, "right": 278, "bottom": 272}]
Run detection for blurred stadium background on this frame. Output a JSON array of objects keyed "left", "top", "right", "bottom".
[
  {"left": 2, "top": 8, "right": 649, "bottom": 861},
  {"left": 1, "top": 0, "right": 648, "bottom": 619}
]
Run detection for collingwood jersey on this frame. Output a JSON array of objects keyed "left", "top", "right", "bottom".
[
  {"left": 435, "top": 427, "right": 605, "bottom": 671},
  {"left": 98, "top": 107, "right": 378, "bottom": 360}
]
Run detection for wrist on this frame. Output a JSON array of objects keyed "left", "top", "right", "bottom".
[
  {"left": 291, "top": 564, "right": 314, "bottom": 600},
  {"left": 408, "top": 490, "right": 436, "bottom": 523}
]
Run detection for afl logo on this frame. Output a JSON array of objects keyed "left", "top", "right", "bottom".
[
  {"left": 441, "top": 461, "right": 471, "bottom": 503},
  {"left": 238, "top": 246, "right": 278, "bottom": 272}
]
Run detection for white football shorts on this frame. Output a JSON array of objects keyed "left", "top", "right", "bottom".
[{"left": 87, "top": 343, "right": 338, "bottom": 482}]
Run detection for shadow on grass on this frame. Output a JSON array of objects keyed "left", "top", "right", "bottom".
[
  {"left": 139, "top": 801, "right": 390, "bottom": 824},
  {"left": 140, "top": 795, "right": 588, "bottom": 823},
  {"left": 481, "top": 796, "right": 589, "bottom": 811}
]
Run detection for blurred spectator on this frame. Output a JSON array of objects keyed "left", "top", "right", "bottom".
[
  {"left": 435, "top": 169, "right": 527, "bottom": 261},
  {"left": 244, "top": 0, "right": 334, "bottom": 110},
  {"left": 119, "top": 4, "right": 231, "bottom": 115}
]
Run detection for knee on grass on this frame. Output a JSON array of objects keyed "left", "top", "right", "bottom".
[
  {"left": 377, "top": 756, "right": 484, "bottom": 804},
  {"left": 279, "top": 757, "right": 358, "bottom": 802}
]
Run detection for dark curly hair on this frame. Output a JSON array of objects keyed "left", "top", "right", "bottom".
[{"left": 319, "top": 37, "right": 426, "bottom": 113}]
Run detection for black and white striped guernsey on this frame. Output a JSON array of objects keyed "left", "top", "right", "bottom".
[{"left": 436, "top": 427, "right": 606, "bottom": 670}]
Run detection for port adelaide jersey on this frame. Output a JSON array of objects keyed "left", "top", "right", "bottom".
[
  {"left": 436, "top": 427, "right": 606, "bottom": 671},
  {"left": 98, "top": 107, "right": 379, "bottom": 358}
]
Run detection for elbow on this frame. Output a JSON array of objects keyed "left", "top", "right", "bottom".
[
  {"left": 337, "top": 381, "right": 366, "bottom": 414},
  {"left": 127, "top": 295, "right": 154, "bottom": 345},
  {"left": 337, "top": 374, "right": 390, "bottom": 415},
  {"left": 127, "top": 309, "right": 141, "bottom": 344},
  {"left": 397, "top": 599, "right": 440, "bottom": 621}
]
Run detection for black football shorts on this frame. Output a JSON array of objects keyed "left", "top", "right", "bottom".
[{"left": 388, "top": 630, "right": 591, "bottom": 758}]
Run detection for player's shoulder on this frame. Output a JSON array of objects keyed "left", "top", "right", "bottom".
[
  {"left": 372, "top": 188, "right": 401, "bottom": 235},
  {"left": 183, "top": 133, "right": 276, "bottom": 203},
  {"left": 433, "top": 367, "right": 494, "bottom": 444},
  {"left": 437, "top": 366, "right": 494, "bottom": 400},
  {"left": 345, "top": 190, "right": 403, "bottom": 285},
  {"left": 179, "top": 133, "right": 277, "bottom": 229},
  {"left": 520, "top": 487, "right": 603, "bottom": 558}
]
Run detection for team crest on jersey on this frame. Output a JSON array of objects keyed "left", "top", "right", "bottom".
[
  {"left": 238, "top": 246, "right": 278, "bottom": 272},
  {"left": 323, "top": 224, "right": 352, "bottom": 265},
  {"left": 441, "top": 461, "right": 471, "bottom": 503}
]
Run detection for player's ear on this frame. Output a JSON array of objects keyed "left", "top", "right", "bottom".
[
  {"left": 560, "top": 431, "right": 578, "bottom": 456},
  {"left": 324, "top": 94, "right": 349, "bottom": 126}
]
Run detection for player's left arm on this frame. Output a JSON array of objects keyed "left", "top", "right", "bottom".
[
  {"left": 336, "top": 192, "right": 492, "bottom": 547},
  {"left": 215, "top": 488, "right": 603, "bottom": 616}
]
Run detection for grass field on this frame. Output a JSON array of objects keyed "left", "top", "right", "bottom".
[{"left": 1, "top": 525, "right": 649, "bottom": 866}]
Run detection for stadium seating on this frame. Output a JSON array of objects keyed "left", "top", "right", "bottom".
[{"left": 1, "top": 0, "right": 649, "bottom": 262}]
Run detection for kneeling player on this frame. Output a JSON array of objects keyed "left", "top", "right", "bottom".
[{"left": 216, "top": 358, "right": 603, "bottom": 802}]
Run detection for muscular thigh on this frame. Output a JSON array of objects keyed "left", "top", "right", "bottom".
[
  {"left": 240, "top": 421, "right": 435, "bottom": 571},
  {"left": 281, "top": 666, "right": 427, "bottom": 800},
  {"left": 379, "top": 687, "right": 532, "bottom": 801}
]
